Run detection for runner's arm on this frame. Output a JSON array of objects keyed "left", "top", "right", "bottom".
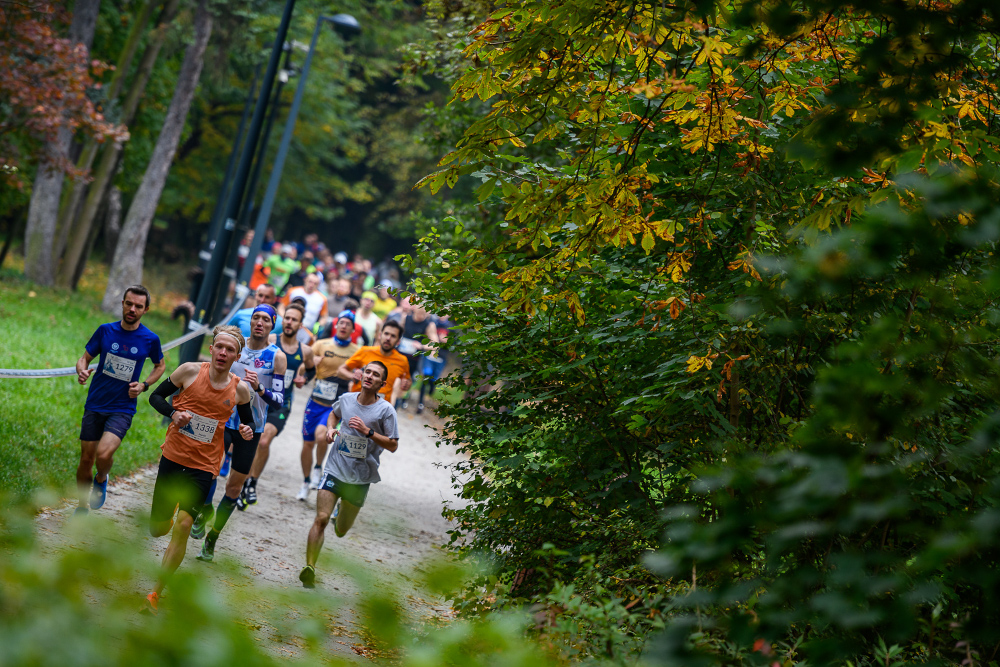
[
  {"left": 143, "top": 358, "right": 167, "bottom": 390},
  {"left": 147, "top": 363, "right": 199, "bottom": 417},
  {"left": 76, "top": 351, "right": 95, "bottom": 384},
  {"left": 255, "top": 351, "right": 286, "bottom": 408}
]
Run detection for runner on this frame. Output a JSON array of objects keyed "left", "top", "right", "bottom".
[
  {"left": 144, "top": 325, "right": 255, "bottom": 612},
  {"left": 355, "top": 291, "right": 383, "bottom": 345},
  {"left": 297, "top": 310, "right": 360, "bottom": 501},
  {"left": 335, "top": 319, "right": 412, "bottom": 406},
  {"left": 396, "top": 301, "right": 440, "bottom": 411},
  {"left": 237, "top": 302, "right": 315, "bottom": 510},
  {"left": 284, "top": 272, "right": 328, "bottom": 332},
  {"left": 74, "top": 285, "right": 165, "bottom": 514},
  {"left": 299, "top": 361, "right": 399, "bottom": 588},
  {"left": 190, "top": 305, "right": 286, "bottom": 562}
]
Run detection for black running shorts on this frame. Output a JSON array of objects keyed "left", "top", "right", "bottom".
[
  {"left": 224, "top": 428, "right": 262, "bottom": 475},
  {"left": 265, "top": 405, "right": 291, "bottom": 436},
  {"left": 149, "top": 456, "right": 213, "bottom": 524}
]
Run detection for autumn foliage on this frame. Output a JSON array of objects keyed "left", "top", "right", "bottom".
[{"left": 0, "top": 2, "right": 127, "bottom": 186}]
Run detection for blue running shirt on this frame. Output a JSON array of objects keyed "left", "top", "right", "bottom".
[
  {"left": 280, "top": 341, "right": 305, "bottom": 410},
  {"left": 84, "top": 322, "right": 163, "bottom": 415}
]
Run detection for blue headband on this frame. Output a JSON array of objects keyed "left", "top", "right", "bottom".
[
  {"left": 253, "top": 304, "right": 277, "bottom": 325},
  {"left": 337, "top": 309, "right": 355, "bottom": 324}
]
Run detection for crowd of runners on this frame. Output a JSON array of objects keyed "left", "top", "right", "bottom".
[{"left": 73, "top": 242, "right": 452, "bottom": 613}]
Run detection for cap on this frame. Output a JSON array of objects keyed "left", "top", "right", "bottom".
[
  {"left": 290, "top": 295, "right": 307, "bottom": 305},
  {"left": 281, "top": 243, "right": 295, "bottom": 255},
  {"left": 334, "top": 251, "right": 348, "bottom": 264},
  {"left": 336, "top": 309, "right": 355, "bottom": 324}
]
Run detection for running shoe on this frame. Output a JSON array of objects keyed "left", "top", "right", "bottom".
[
  {"left": 73, "top": 507, "right": 89, "bottom": 517},
  {"left": 309, "top": 466, "right": 321, "bottom": 490},
  {"left": 416, "top": 403, "right": 425, "bottom": 415},
  {"left": 190, "top": 505, "right": 214, "bottom": 539},
  {"left": 246, "top": 483, "right": 258, "bottom": 506},
  {"left": 196, "top": 532, "right": 217, "bottom": 562},
  {"left": 142, "top": 591, "right": 160, "bottom": 615},
  {"left": 296, "top": 482, "right": 310, "bottom": 501},
  {"left": 236, "top": 493, "right": 248, "bottom": 512},
  {"left": 219, "top": 452, "right": 232, "bottom": 478},
  {"left": 90, "top": 476, "right": 108, "bottom": 509},
  {"left": 299, "top": 565, "right": 316, "bottom": 588}
]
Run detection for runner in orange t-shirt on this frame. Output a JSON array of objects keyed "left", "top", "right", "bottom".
[
  {"left": 142, "top": 325, "right": 255, "bottom": 613},
  {"left": 336, "top": 319, "right": 412, "bottom": 404}
]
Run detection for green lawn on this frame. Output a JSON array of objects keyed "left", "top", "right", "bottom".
[{"left": 0, "top": 267, "right": 189, "bottom": 503}]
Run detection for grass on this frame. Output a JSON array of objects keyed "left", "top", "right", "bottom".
[{"left": 0, "top": 255, "right": 192, "bottom": 503}]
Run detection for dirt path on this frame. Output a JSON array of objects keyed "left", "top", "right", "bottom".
[{"left": 35, "top": 389, "right": 464, "bottom": 660}]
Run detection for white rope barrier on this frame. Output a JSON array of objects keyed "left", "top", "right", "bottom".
[{"left": 0, "top": 284, "right": 250, "bottom": 379}]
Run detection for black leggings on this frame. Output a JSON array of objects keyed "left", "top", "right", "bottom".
[{"left": 224, "top": 428, "right": 261, "bottom": 475}]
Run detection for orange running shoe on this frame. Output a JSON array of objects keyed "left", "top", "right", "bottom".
[{"left": 143, "top": 591, "right": 160, "bottom": 615}]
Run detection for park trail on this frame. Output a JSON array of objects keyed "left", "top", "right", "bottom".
[{"left": 34, "top": 386, "right": 466, "bottom": 662}]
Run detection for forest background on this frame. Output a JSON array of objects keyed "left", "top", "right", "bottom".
[{"left": 4, "top": 0, "right": 1000, "bottom": 665}]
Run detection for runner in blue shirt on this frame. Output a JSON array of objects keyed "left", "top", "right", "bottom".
[{"left": 74, "top": 285, "right": 165, "bottom": 514}]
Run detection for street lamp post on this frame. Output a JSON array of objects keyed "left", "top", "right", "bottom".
[
  {"left": 237, "top": 13, "right": 361, "bottom": 287},
  {"left": 178, "top": 0, "right": 300, "bottom": 365}
]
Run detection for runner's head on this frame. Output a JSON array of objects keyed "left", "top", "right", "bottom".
[
  {"left": 380, "top": 320, "right": 403, "bottom": 352},
  {"left": 304, "top": 272, "right": 320, "bottom": 294},
  {"left": 283, "top": 302, "right": 305, "bottom": 337},
  {"left": 250, "top": 304, "right": 276, "bottom": 341},
  {"left": 361, "top": 361, "right": 388, "bottom": 393},
  {"left": 360, "top": 291, "right": 377, "bottom": 312},
  {"left": 254, "top": 283, "right": 277, "bottom": 306},
  {"left": 210, "top": 325, "right": 245, "bottom": 371},
  {"left": 121, "top": 285, "right": 151, "bottom": 325},
  {"left": 335, "top": 309, "right": 355, "bottom": 341}
]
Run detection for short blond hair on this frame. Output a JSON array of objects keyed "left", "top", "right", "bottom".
[{"left": 211, "top": 324, "right": 245, "bottom": 352}]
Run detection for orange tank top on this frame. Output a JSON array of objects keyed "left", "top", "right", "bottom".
[{"left": 162, "top": 363, "right": 240, "bottom": 474}]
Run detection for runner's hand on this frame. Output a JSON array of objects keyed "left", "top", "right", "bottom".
[
  {"left": 325, "top": 428, "right": 339, "bottom": 445},
  {"left": 294, "top": 373, "right": 305, "bottom": 388},
  {"left": 352, "top": 368, "right": 363, "bottom": 382},
  {"left": 243, "top": 369, "right": 260, "bottom": 391},
  {"left": 127, "top": 381, "right": 144, "bottom": 398},
  {"left": 347, "top": 415, "right": 368, "bottom": 432},
  {"left": 172, "top": 410, "right": 193, "bottom": 428},
  {"left": 77, "top": 367, "right": 93, "bottom": 385},
  {"left": 237, "top": 423, "right": 253, "bottom": 440},
  {"left": 401, "top": 377, "right": 412, "bottom": 391}
]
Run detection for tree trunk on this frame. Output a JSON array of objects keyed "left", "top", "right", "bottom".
[
  {"left": 22, "top": 0, "right": 102, "bottom": 285},
  {"left": 53, "top": 0, "right": 158, "bottom": 263},
  {"left": 103, "top": 186, "right": 123, "bottom": 261},
  {"left": 102, "top": 0, "right": 213, "bottom": 313},
  {"left": 58, "top": 0, "right": 181, "bottom": 289}
]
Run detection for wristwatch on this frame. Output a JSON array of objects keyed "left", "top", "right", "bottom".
[
  {"left": 367, "top": 428, "right": 374, "bottom": 438},
  {"left": 140, "top": 381, "right": 148, "bottom": 392}
]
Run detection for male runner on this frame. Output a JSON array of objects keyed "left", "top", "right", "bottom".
[
  {"left": 75, "top": 285, "right": 165, "bottom": 514},
  {"left": 299, "top": 361, "right": 399, "bottom": 588},
  {"left": 145, "top": 325, "right": 255, "bottom": 612},
  {"left": 284, "top": 272, "right": 328, "bottom": 332},
  {"left": 191, "top": 305, "right": 286, "bottom": 562},
  {"left": 336, "top": 319, "right": 412, "bottom": 406},
  {"left": 355, "top": 291, "right": 383, "bottom": 345},
  {"left": 297, "top": 310, "right": 360, "bottom": 501},
  {"left": 237, "top": 302, "right": 315, "bottom": 510}
]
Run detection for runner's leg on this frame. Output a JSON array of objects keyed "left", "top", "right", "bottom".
[
  {"left": 77, "top": 440, "right": 98, "bottom": 509},
  {"left": 155, "top": 510, "right": 196, "bottom": 595},
  {"left": 93, "top": 431, "right": 123, "bottom": 483},
  {"left": 333, "top": 498, "right": 362, "bottom": 538},
  {"left": 306, "top": 489, "right": 338, "bottom": 567},
  {"left": 249, "top": 423, "right": 277, "bottom": 479},
  {"left": 314, "top": 424, "right": 329, "bottom": 472}
]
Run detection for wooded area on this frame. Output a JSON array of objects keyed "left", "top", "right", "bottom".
[{"left": 3, "top": 0, "right": 1000, "bottom": 664}]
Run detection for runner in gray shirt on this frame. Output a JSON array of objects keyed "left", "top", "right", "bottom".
[{"left": 300, "top": 360, "right": 399, "bottom": 588}]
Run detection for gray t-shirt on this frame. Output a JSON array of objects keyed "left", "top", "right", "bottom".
[{"left": 323, "top": 392, "right": 398, "bottom": 484}]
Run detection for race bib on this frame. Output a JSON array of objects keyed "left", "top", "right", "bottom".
[
  {"left": 313, "top": 379, "right": 339, "bottom": 401},
  {"left": 102, "top": 353, "right": 137, "bottom": 382},
  {"left": 179, "top": 412, "right": 218, "bottom": 444},
  {"left": 339, "top": 433, "right": 369, "bottom": 459},
  {"left": 398, "top": 337, "right": 419, "bottom": 355},
  {"left": 284, "top": 369, "right": 296, "bottom": 386}
]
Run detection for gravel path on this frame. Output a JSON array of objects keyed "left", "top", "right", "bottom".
[{"left": 35, "top": 388, "right": 464, "bottom": 660}]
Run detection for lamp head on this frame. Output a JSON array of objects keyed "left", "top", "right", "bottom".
[{"left": 327, "top": 13, "right": 361, "bottom": 37}]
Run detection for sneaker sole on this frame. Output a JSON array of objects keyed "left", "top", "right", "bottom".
[{"left": 299, "top": 567, "right": 315, "bottom": 588}]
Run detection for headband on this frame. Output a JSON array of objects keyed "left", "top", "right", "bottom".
[
  {"left": 213, "top": 331, "right": 244, "bottom": 352},
  {"left": 253, "top": 304, "right": 277, "bottom": 324},
  {"left": 337, "top": 309, "right": 356, "bottom": 324}
]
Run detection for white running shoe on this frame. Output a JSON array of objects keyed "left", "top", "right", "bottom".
[
  {"left": 296, "top": 482, "right": 310, "bottom": 501},
  {"left": 309, "top": 467, "right": 321, "bottom": 490}
]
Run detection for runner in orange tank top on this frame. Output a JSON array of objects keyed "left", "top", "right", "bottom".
[{"left": 141, "top": 325, "right": 255, "bottom": 613}]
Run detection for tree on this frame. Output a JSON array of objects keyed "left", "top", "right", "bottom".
[
  {"left": 6, "top": 0, "right": 123, "bottom": 284},
  {"left": 403, "top": 0, "right": 1000, "bottom": 662},
  {"left": 101, "top": 0, "right": 213, "bottom": 312}
]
